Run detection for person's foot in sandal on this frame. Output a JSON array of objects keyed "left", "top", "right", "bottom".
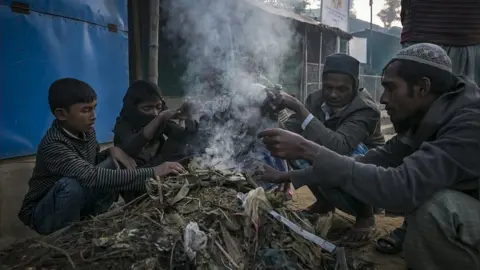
[
  {"left": 375, "top": 224, "right": 407, "bottom": 254},
  {"left": 339, "top": 215, "right": 376, "bottom": 248}
]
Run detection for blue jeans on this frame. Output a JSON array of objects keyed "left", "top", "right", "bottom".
[
  {"left": 260, "top": 149, "right": 288, "bottom": 191},
  {"left": 239, "top": 147, "right": 289, "bottom": 190},
  {"left": 30, "top": 158, "right": 118, "bottom": 235}
]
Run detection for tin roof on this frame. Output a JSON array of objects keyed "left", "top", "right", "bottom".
[{"left": 245, "top": 0, "right": 352, "bottom": 39}]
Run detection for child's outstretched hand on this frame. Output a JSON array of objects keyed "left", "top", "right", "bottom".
[
  {"left": 153, "top": 162, "right": 187, "bottom": 177},
  {"left": 158, "top": 108, "right": 180, "bottom": 120},
  {"left": 159, "top": 100, "right": 195, "bottom": 120},
  {"left": 175, "top": 101, "right": 194, "bottom": 120}
]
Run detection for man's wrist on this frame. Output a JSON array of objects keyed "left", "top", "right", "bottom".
[
  {"left": 295, "top": 105, "right": 310, "bottom": 122},
  {"left": 290, "top": 101, "right": 302, "bottom": 112},
  {"left": 282, "top": 171, "right": 292, "bottom": 183},
  {"left": 299, "top": 139, "right": 322, "bottom": 162}
]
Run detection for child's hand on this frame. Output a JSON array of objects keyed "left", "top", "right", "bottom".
[
  {"left": 175, "top": 100, "right": 197, "bottom": 120},
  {"left": 159, "top": 109, "right": 175, "bottom": 118},
  {"left": 153, "top": 162, "right": 187, "bottom": 177},
  {"left": 108, "top": 147, "right": 137, "bottom": 170},
  {"left": 159, "top": 101, "right": 194, "bottom": 120}
]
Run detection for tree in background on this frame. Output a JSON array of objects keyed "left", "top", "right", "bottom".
[
  {"left": 377, "top": 0, "right": 401, "bottom": 28},
  {"left": 349, "top": 0, "right": 357, "bottom": 18},
  {"left": 262, "top": 0, "right": 309, "bottom": 13}
]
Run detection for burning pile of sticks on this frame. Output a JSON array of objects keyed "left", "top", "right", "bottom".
[{"left": 1, "top": 161, "right": 372, "bottom": 270}]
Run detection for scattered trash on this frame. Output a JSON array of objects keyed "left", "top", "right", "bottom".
[
  {"left": 183, "top": 222, "right": 207, "bottom": 260},
  {"left": 0, "top": 161, "right": 374, "bottom": 269}
]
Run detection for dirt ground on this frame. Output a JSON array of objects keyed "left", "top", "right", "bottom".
[{"left": 291, "top": 186, "right": 407, "bottom": 270}]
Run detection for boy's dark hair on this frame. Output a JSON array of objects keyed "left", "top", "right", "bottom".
[
  {"left": 48, "top": 78, "right": 97, "bottom": 113},
  {"left": 383, "top": 60, "right": 457, "bottom": 96}
]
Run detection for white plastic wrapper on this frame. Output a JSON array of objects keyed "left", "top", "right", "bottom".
[
  {"left": 237, "top": 188, "right": 337, "bottom": 253},
  {"left": 183, "top": 222, "right": 208, "bottom": 260}
]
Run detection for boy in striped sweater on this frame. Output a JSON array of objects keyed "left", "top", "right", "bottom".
[{"left": 18, "top": 78, "right": 186, "bottom": 235}]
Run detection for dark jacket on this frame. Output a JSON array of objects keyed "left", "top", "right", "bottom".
[
  {"left": 113, "top": 119, "right": 194, "bottom": 167},
  {"left": 285, "top": 88, "right": 385, "bottom": 155},
  {"left": 114, "top": 80, "right": 196, "bottom": 167},
  {"left": 290, "top": 76, "right": 480, "bottom": 213}
]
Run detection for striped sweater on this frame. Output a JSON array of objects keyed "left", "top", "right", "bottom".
[
  {"left": 18, "top": 121, "right": 155, "bottom": 226},
  {"left": 401, "top": 0, "right": 480, "bottom": 46}
]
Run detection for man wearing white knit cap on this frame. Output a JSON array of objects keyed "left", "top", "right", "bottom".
[
  {"left": 258, "top": 43, "right": 480, "bottom": 269},
  {"left": 376, "top": 40, "right": 480, "bottom": 255}
]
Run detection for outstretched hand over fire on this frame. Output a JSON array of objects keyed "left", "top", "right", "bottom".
[
  {"left": 258, "top": 128, "right": 322, "bottom": 162},
  {"left": 174, "top": 99, "right": 196, "bottom": 120},
  {"left": 257, "top": 164, "right": 290, "bottom": 184},
  {"left": 258, "top": 128, "right": 308, "bottom": 160},
  {"left": 264, "top": 88, "right": 303, "bottom": 112},
  {"left": 159, "top": 98, "right": 199, "bottom": 121}
]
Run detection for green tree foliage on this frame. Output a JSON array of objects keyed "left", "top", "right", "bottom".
[
  {"left": 377, "top": 0, "right": 401, "bottom": 28},
  {"left": 350, "top": 0, "right": 357, "bottom": 18},
  {"left": 262, "top": 0, "right": 309, "bottom": 13}
]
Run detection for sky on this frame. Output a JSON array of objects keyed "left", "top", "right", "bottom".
[
  {"left": 308, "top": 0, "right": 402, "bottom": 27},
  {"left": 352, "top": 0, "right": 385, "bottom": 26},
  {"left": 353, "top": 0, "right": 402, "bottom": 27}
]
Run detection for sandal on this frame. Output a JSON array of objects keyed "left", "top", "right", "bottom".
[{"left": 375, "top": 227, "right": 406, "bottom": 254}]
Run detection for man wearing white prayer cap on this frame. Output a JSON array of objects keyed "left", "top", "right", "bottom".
[{"left": 258, "top": 43, "right": 480, "bottom": 270}]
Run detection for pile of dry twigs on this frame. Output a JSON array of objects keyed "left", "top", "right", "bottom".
[{"left": 0, "top": 162, "right": 368, "bottom": 270}]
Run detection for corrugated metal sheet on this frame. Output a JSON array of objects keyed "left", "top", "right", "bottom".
[
  {"left": 245, "top": 0, "right": 352, "bottom": 39},
  {"left": 0, "top": 0, "right": 128, "bottom": 31},
  {"left": 246, "top": 0, "right": 321, "bottom": 26},
  {"left": 0, "top": 1, "right": 129, "bottom": 159}
]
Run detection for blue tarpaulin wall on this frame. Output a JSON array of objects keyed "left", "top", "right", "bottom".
[{"left": 0, "top": 0, "right": 129, "bottom": 159}]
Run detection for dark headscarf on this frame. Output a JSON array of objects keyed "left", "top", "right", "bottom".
[{"left": 119, "top": 80, "right": 167, "bottom": 130}]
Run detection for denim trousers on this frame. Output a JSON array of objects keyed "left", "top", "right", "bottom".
[
  {"left": 260, "top": 149, "right": 289, "bottom": 191},
  {"left": 30, "top": 158, "right": 118, "bottom": 235}
]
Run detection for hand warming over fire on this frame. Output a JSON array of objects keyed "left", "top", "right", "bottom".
[
  {"left": 258, "top": 128, "right": 323, "bottom": 162},
  {"left": 162, "top": 100, "right": 195, "bottom": 120},
  {"left": 275, "top": 91, "right": 302, "bottom": 111},
  {"left": 264, "top": 90, "right": 311, "bottom": 121},
  {"left": 258, "top": 164, "right": 290, "bottom": 184}
]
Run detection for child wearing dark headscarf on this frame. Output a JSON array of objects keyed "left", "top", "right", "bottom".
[{"left": 113, "top": 80, "right": 196, "bottom": 168}]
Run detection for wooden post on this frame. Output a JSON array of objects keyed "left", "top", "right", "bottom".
[
  {"left": 148, "top": 0, "right": 160, "bottom": 85},
  {"left": 336, "top": 35, "right": 341, "bottom": 53},
  {"left": 302, "top": 25, "right": 308, "bottom": 102},
  {"left": 131, "top": 0, "right": 142, "bottom": 81},
  {"left": 318, "top": 31, "right": 323, "bottom": 87}
]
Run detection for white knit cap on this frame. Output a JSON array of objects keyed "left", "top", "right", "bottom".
[{"left": 392, "top": 43, "right": 453, "bottom": 73}]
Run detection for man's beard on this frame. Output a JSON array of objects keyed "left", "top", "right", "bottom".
[
  {"left": 392, "top": 118, "right": 411, "bottom": 135},
  {"left": 391, "top": 108, "right": 427, "bottom": 135}
]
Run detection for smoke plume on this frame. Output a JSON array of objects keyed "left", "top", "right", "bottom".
[{"left": 164, "top": 0, "right": 298, "bottom": 170}]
